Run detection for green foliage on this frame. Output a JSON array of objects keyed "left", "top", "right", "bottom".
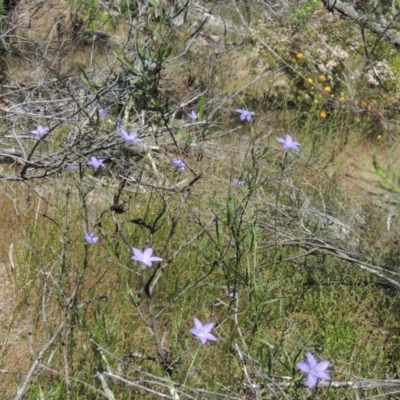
[
  {"left": 74, "top": 0, "right": 100, "bottom": 32},
  {"left": 72, "top": 0, "right": 116, "bottom": 33},
  {"left": 290, "top": 0, "right": 321, "bottom": 25},
  {"left": 373, "top": 156, "right": 400, "bottom": 196},
  {"left": 114, "top": 40, "right": 171, "bottom": 113},
  {"left": 76, "top": 62, "right": 97, "bottom": 92}
]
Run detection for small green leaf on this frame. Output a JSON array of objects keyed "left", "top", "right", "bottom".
[
  {"left": 114, "top": 51, "right": 139, "bottom": 76},
  {"left": 198, "top": 95, "right": 205, "bottom": 121},
  {"left": 76, "top": 62, "right": 96, "bottom": 92},
  {"left": 185, "top": 17, "right": 209, "bottom": 42}
]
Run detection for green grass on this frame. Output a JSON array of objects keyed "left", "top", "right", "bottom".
[{"left": 4, "top": 129, "right": 400, "bottom": 398}]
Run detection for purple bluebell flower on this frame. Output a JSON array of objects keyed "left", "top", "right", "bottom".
[
  {"left": 235, "top": 109, "right": 255, "bottom": 123},
  {"left": 188, "top": 110, "right": 198, "bottom": 120},
  {"left": 121, "top": 129, "right": 143, "bottom": 145},
  {"left": 227, "top": 291, "right": 237, "bottom": 299},
  {"left": 98, "top": 108, "right": 108, "bottom": 118},
  {"left": 232, "top": 178, "right": 244, "bottom": 186},
  {"left": 297, "top": 353, "right": 331, "bottom": 388},
  {"left": 65, "top": 164, "right": 76, "bottom": 170},
  {"left": 86, "top": 156, "right": 105, "bottom": 170},
  {"left": 31, "top": 125, "right": 49, "bottom": 140},
  {"left": 84, "top": 232, "right": 98, "bottom": 245},
  {"left": 277, "top": 134, "right": 300, "bottom": 152},
  {"left": 172, "top": 158, "right": 185, "bottom": 171},
  {"left": 116, "top": 118, "right": 123, "bottom": 127},
  {"left": 190, "top": 318, "right": 217, "bottom": 344},
  {"left": 132, "top": 248, "right": 163, "bottom": 267}
]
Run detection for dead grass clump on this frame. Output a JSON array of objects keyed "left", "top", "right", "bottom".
[{"left": 11, "top": 0, "right": 72, "bottom": 45}]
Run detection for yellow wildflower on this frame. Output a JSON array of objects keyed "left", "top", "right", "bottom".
[
  {"left": 307, "top": 78, "right": 313, "bottom": 84},
  {"left": 324, "top": 86, "right": 332, "bottom": 93},
  {"left": 320, "top": 75, "right": 327, "bottom": 82},
  {"left": 296, "top": 53, "right": 304, "bottom": 60},
  {"left": 377, "top": 135, "right": 382, "bottom": 140},
  {"left": 339, "top": 96, "right": 345, "bottom": 102},
  {"left": 320, "top": 111, "right": 327, "bottom": 119}
]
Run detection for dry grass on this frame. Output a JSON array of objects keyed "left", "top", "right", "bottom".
[{"left": 2, "top": 1, "right": 400, "bottom": 398}]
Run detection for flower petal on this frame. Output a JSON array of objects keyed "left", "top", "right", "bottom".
[
  {"left": 306, "top": 373, "right": 318, "bottom": 388},
  {"left": 149, "top": 256, "right": 163, "bottom": 262},
  {"left": 204, "top": 333, "right": 217, "bottom": 342},
  {"left": 132, "top": 247, "right": 142, "bottom": 256},
  {"left": 193, "top": 318, "right": 203, "bottom": 330},
  {"left": 296, "top": 361, "right": 311, "bottom": 373},
  {"left": 202, "top": 322, "right": 214, "bottom": 333},
  {"left": 132, "top": 248, "right": 143, "bottom": 259},
  {"left": 143, "top": 248, "right": 153, "bottom": 258},
  {"left": 199, "top": 336, "right": 207, "bottom": 344},
  {"left": 315, "top": 371, "right": 331, "bottom": 381},
  {"left": 306, "top": 353, "right": 317, "bottom": 368},
  {"left": 190, "top": 327, "right": 199, "bottom": 336},
  {"left": 315, "top": 360, "right": 330, "bottom": 372}
]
